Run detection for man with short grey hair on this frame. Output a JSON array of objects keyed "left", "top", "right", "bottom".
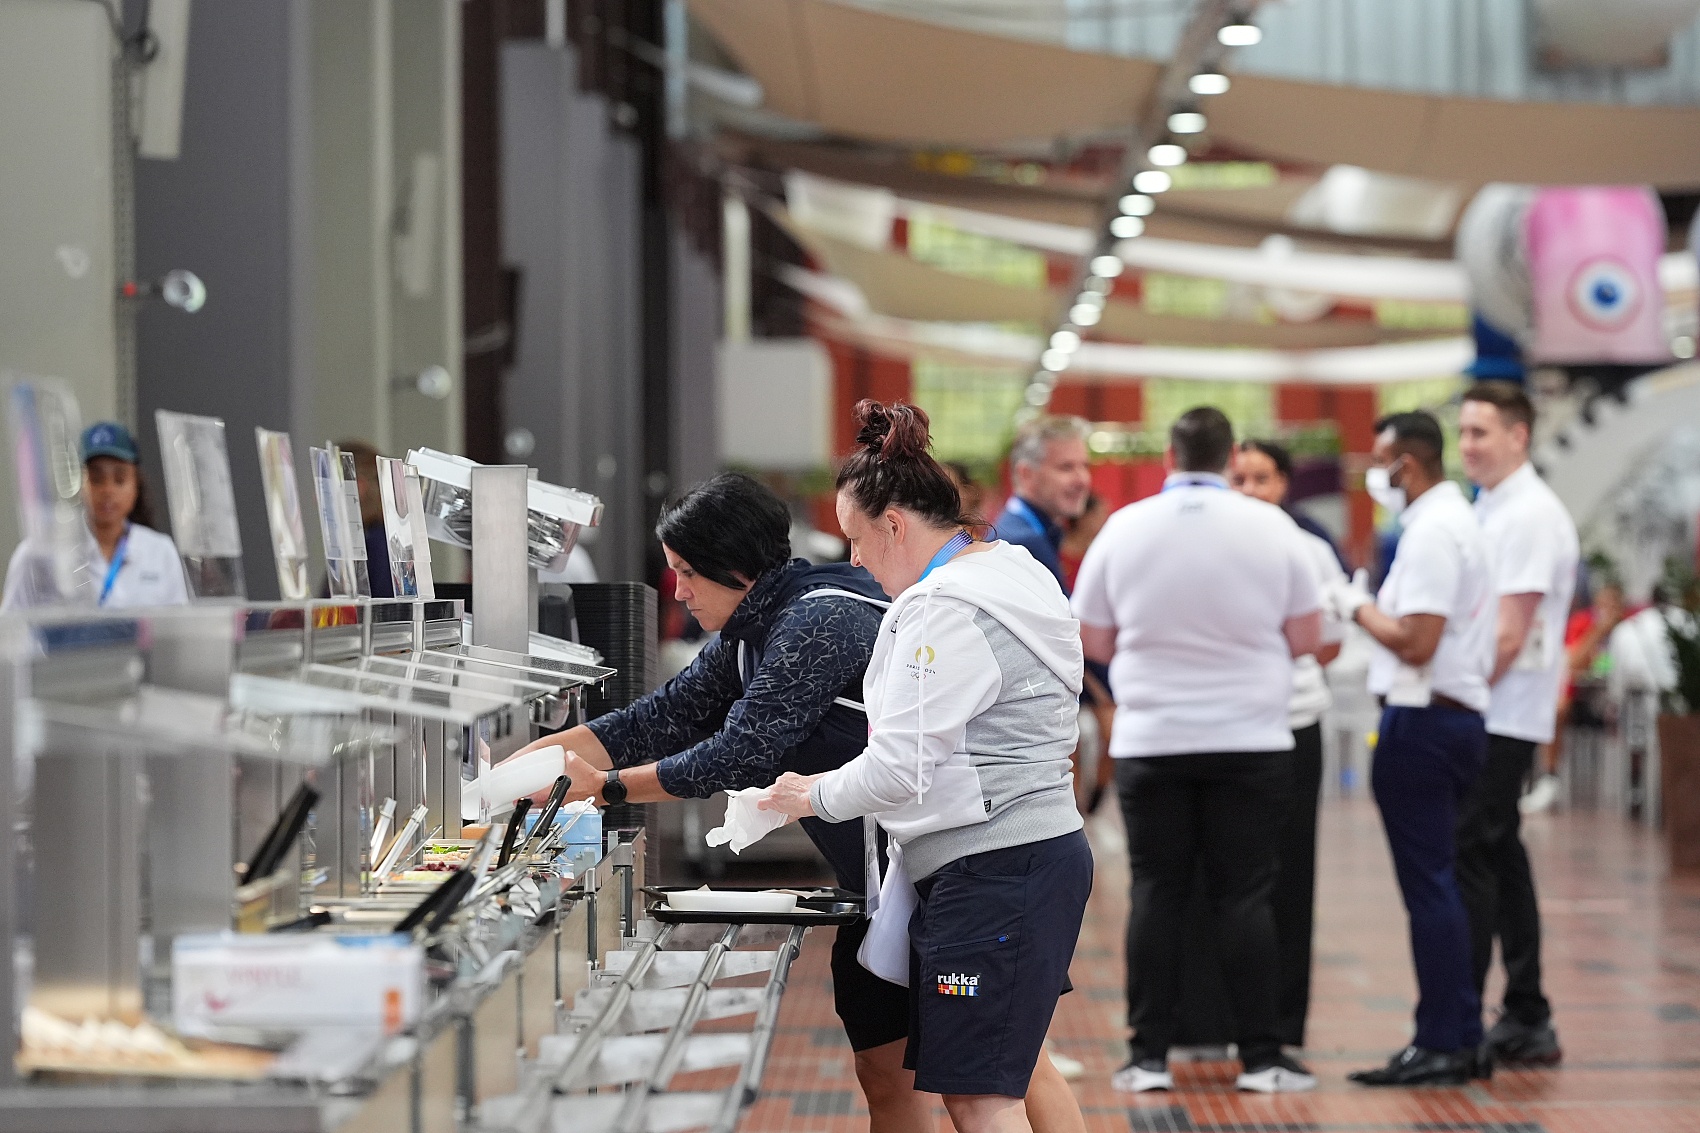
[{"left": 997, "top": 416, "right": 1093, "bottom": 588}]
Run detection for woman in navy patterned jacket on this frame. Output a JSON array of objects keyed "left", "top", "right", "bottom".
[
  {"left": 500, "top": 471, "right": 1082, "bottom": 1133},
  {"left": 498, "top": 473, "right": 932, "bottom": 1116}
]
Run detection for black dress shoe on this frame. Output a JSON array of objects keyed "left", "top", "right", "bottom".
[
  {"left": 1468, "top": 1042, "right": 1495, "bottom": 1080},
  {"left": 1348, "top": 1045, "right": 1471, "bottom": 1086},
  {"left": 1485, "top": 1014, "right": 1562, "bottom": 1065}
]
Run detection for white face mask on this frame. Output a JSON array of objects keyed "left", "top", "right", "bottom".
[{"left": 1364, "top": 463, "right": 1407, "bottom": 516}]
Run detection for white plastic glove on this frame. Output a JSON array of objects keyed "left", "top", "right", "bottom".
[
  {"left": 705, "top": 786, "right": 791, "bottom": 854},
  {"left": 1332, "top": 568, "right": 1374, "bottom": 622}
]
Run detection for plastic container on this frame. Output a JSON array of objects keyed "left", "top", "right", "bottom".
[
  {"left": 525, "top": 800, "right": 602, "bottom": 851},
  {"left": 479, "top": 745, "right": 566, "bottom": 808}
]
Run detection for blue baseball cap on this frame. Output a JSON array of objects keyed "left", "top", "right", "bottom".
[{"left": 80, "top": 422, "right": 140, "bottom": 464}]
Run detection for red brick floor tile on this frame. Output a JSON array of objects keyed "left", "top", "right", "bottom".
[{"left": 736, "top": 798, "right": 1700, "bottom": 1132}]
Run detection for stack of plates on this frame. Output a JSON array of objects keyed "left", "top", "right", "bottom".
[{"left": 570, "top": 582, "right": 658, "bottom": 717}]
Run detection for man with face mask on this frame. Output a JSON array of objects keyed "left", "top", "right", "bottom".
[
  {"left": 1332, "top": 411, "right": 1497, "bottom": 1087},
  {"left": 1454, "top": 382, "right": 1575, "bottom": 1067}
]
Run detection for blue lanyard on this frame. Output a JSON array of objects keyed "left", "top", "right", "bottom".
[
  {"left": 97, "top": 524, "right": 130, "bottom": 607},
  {"left": 919, "top": 531, "right": 972, "bottom": 583},
  {"left": 1006, "top": 497, "right": 1046, "bottom": 530}
]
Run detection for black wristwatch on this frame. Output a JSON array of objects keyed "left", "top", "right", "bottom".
[{"left": 602, "top": 768, "right": 628, "bottom": 806}]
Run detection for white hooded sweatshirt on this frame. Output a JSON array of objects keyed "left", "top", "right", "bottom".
[{"left": 809, "top": 541, "right": 1085, "bottom": 880}]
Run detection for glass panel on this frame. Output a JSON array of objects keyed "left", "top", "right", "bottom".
[
  {"left": 255, "top": 428, "right": 310, "bottom": 600},
  {"left": 155, "top": 410, "right": 245, "bottom": 598}
]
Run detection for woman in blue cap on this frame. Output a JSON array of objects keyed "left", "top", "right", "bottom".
[{"left": 2, "top": 421, "right": 190, "bottom": 609}]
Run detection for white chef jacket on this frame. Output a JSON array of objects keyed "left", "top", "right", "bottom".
[
  {"left": 1474, "top": 462, "right": 1579, "bottom": 744},
  {"left": 1366, "top": 480, "right": 1495, "bottom": 713},
  {"left": 1, "top": 524, "right": 192, "bottom": 611},
  {"left": 1290, "top": 524, "right": 1347, "bottom": 729}
]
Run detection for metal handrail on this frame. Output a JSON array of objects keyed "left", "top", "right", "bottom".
[{"left": 611, "top": 924, "right": 741, "bottom": 1133}]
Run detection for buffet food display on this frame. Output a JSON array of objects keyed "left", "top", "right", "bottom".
[{"left": 0, "top": 379, "right": 817, "bottom": 1133}]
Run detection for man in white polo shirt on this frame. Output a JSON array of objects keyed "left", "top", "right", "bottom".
[
  {"left": 1335, "top": 411, "right": 1496, "bottom": 1087},
  {"left": 1455, "top": 381, "right": 1576, "bottom": 1067},
  {"left": 1073, "top": 407, "right": 1323, "bottom": 1097}
]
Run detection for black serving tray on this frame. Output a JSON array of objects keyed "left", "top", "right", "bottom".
[{"left": 643, "top": 885, "right": 865, "bottom": 926}]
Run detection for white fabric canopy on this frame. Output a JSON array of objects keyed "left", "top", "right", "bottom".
[{"left": 791, "top": 266, "right": 1474, "bottom": 384}]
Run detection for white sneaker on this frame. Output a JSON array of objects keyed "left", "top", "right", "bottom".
[
  {"left": 1111, "top": 1059, "right": 1173, "bottom": 1092},
  {"left": 1519, "top": 773, "right": 1561, "bottom": 815},
  {"left": 1047, "top": 1047, "right": 1086, "bottom": 1081},
  {"left": 1236, "top": 1055, "right": 1317, "bottom": 1094}
]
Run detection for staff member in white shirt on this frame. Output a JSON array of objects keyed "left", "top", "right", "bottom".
[
  {"left": 2, "top": 422, "right": 191, "bottom": 610},
  {"left": 1455, "top": 382, "right": 1575, "bottom": 1067},
  {"left": 1334, "top": 411, "right": 1496, "bottom": 1087},
  {"left": 1231, "top": 439, "right": 1348, "bottom": 1050},
  {"left": 1073, "top": 407, "right": 1323, "bottom": 1096}
]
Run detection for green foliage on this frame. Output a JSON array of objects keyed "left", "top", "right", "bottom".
[{"left": 1663, "top": 558, "right": 1700, "bottom": 717}]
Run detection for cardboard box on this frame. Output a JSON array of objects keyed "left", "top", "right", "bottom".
[{"left": 173, "top": 933, "right": 424, "bottom": 1037}]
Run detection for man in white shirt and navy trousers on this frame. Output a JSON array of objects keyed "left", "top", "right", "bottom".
[
  {"left": 1337, "top": 411, "right": 1497, "bottom": 1086},
  {"left": 1073, "top": 407, "right": 1324, "bottom": 1096},
  {"left": 1456, "top": 381, "right": 1575, "bottom": 1066}
]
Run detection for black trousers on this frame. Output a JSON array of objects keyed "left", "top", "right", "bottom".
[
  {"left": 1455, "top": 733, "right": 1552, "bottom": 1027},
  {"left": 1116, "top": 750, "right": 1291, "bottom": 1067},
  {"left": 1274, "top": 723, "right": 1323, "bottom": 1047}
]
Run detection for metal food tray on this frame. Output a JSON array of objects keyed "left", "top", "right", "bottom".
[{"left": 643, "top": 886, "right": 865, "bottom": 926}]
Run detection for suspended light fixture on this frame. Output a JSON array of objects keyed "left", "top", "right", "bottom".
[
  {"left": 1089, "top": 254, "right": 1125, "bottom": 277},
  {"left": 1110, "top": 215, "right": 1146, "bottom": 239},
  {"left": 1167, "top": 111, "right": 1207, "bottom": 134},
  {"left": 1218, "top": 21, "right": 1261, "bottom": 46},
  {"left": 1050, "top": 329, "right": 1081, "bottom": 352},
  {"left": 1132, "top": 170, "right": 1173, "bottom": 194},
  {"left": 1040, "top": 348, "right": 1072, "bottom": 371},
  {"left": 1148, "top": 143, "right": 1189, "bottom": 167},
  {"left": 1070, "top": 304, "right": 1102, "bottom": 326},
  {"left": 1118, "top": 193, "right": 1155, "bottom": 216},
  {"left": 1189, "top": 72, "right": 1231, "bottom": 96}
]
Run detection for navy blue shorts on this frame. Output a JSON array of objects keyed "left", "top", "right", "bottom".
[
  {"left": 904, "top": 830, "right": 1093, "bottom": 1097},
  {"left": 831, "top": 917, "right": 912, "bottom": 1051}
]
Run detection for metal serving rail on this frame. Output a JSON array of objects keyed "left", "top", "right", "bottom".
[{"left": 475, "top": 912, "right": 807, "bottom": 1133}]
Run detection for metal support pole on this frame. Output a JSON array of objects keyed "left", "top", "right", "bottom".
[{"left": 470, "top": 464, "right": 532, "bottom": 653}]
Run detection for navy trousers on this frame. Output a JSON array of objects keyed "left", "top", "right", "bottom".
[{"left": 1371, "top": 704, "right": 1488, "bottom": 1052}]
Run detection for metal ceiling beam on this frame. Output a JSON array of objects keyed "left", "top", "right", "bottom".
[{"left": 1018, "top": 0, "right": 1266, "bottom": 422}]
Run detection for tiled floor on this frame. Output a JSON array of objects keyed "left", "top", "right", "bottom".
[{"left": 735, "top": 798, "right": 1700, "bottom": 1133}]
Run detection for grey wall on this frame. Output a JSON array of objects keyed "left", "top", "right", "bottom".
[
  {"left": 134, "top": 0, "right": 302, "bottom": 598},
  {"left": 501, "top": 42, "right": 646, "bottom": 583},
  {"left": 0, "top": 2, "right": 121, "bottom": 557},
  {"left": 671, "top": 229, "right": 721, "bottom": 495}
]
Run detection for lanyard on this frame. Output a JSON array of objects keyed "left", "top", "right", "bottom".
[
  {"left": 918, "top": 530, "right": 972, "bottom": 583},
  {"left": 1006, "top": 497, "right": 1046, "bottom": 531},
  {"left": 97, "top": 524, "right": 130, "bottom": 607}
]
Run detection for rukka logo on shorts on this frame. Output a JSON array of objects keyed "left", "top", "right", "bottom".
[{"left": 936, "top": 972, "right": 979, "bottom": 996}]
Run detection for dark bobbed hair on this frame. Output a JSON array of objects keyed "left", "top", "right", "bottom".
[
  {"left": 655, "top": 472, "right": 791, "bottom": 590},
  {"left": 836, "top": 400, "right": 974, "bottom": 529},
  {"left": 1238, "top": 438, "right": 1294, "bottom": 482},
  {"left": 1461, "top": 380, "right": 1536, "bottom": 435},
  {"left": 1170, "top": 406, "right": 1235, "bottom": 472},
  {"left": 1374, "top": 410, "right": 1446, "bottom": 475}
]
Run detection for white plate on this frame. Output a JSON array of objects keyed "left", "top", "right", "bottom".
[{"left": 664, "top": 890, "right": 798, "bottom": 914}]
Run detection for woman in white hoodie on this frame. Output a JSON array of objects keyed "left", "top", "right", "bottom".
[{"left": 765, "top": 400, "right": 1093, "bottom": 1133}]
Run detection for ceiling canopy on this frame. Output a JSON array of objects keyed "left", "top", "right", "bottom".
[{"left": 693, "top": 0, "right": 1700, "bottom": 187}]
